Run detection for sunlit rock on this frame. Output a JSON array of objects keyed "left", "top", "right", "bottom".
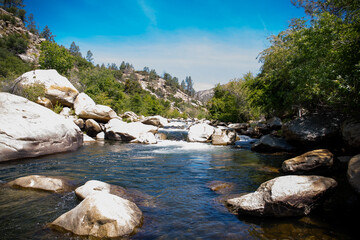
[
  {"left": 211, "top": 127, "right": 236, "bottom": 145},
  {"left": 85, "top": 119, "right": 102, "bottom": 137},
  {"left": 74, "top": 93, "right": 117, "bottom": 122},
  {"left": 282, "top": 149, "right": 334, "bottom": 173},
  {"left": 8, "top": 175, "right": 72, "bottom": 192},
  {"left": 142, "top": 115, "right": 168, "bottom": 127},
  {"left": 51, "top": 192, "right": 143, "bottom": 238},
  {"left": 187, "top": 123, "right": 215, "bottom": 142},
  {"left": 0, "top": 93, "right": 83, "bottom": 162},
  {"left": 226, "top": 175, "right": 337, "bottom": 217},
  {"left": 12, "top": 69, "right": 79, "bottom": 107}
]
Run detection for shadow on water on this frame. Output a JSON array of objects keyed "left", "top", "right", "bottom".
[{"left": 0, "top": 140, "right": 358, "bottom": 239}]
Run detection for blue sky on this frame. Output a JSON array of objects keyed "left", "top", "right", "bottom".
[{"left": 24, "top": 0, "right": 306, "bottom": 90}]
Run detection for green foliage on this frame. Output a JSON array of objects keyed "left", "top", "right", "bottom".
[
  {"left": 208, "top": 73, "right": 260, "bottom": 122},
  {"left": 18, "top": 83, "right": 46, "bottom": 102},
  {"left": 52, "top": 101, "right": 64, "bottom": 114},
  {"left": 246, "top": 1, "right": 360, "bottom": 116},
  {"left": 0, "top": 33, "right": 28, "bottom": 54},
  {"left": 39, "top": 41, "right": 74, "bottom": 74}
]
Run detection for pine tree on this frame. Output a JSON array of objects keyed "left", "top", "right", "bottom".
[
  {"left": 86, "top": 50, "right": 93, "bottom": 63},
  {"left": 26, "top": 13, "right": 38, "bottom": 34},
  {"left": 69, "top": 41, "right": 81, "bottom": 57},
  {"left": 40, "top": 25, "right": 55, "bottom": 42}
]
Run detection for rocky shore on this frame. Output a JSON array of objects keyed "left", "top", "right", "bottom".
[{"left": 1, "top": 69, "right": 360, "bottom": 238}]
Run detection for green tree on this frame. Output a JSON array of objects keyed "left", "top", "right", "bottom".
[
  {"left": 86, "top": 50, "right": 93, "bottom": 63},
  {"left": 26, "top": 13, "right": 38, "bottom": 34},
  {"left": 69, "top": 41, "right": 81, "bottom": 57},
  {"left": 40, "top": 25, "right": 55, "bottom": 42},
  {"left": 39, "top": 41, "right": 74, "bottom": 74}
]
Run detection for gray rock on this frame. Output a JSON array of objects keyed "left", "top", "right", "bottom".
[
  {"left": 8, "top": 175, "right": 72, "bottom": 192},
  {"left": 211, "top": 128, "right": 236, "bottom": 145},
  {"left": 51, "top": 192, "right": 143, "bottom": 238},
  {"left": 0, "top": 93, "right": 83, "bottom": 162},
  {"left": 282, "top": 114, "right": 341, "bottom": 148},
  {"left": 267, "top": 117, "right": 282, "bottom": 130},
  {"left": 251, "top": 134, "right": 295, "bottom": 153},
  {"left": 226, "top": 175, "right": 337, "bottom": 217},
  {"left": 347, "top": 154, "right": 360, "bottom": 194},
  {"left": 342, "top": 119, "right": 360, "bottom": 149},
  {"left": 282, "top": 149, "right": 334, "bottom": 173}
]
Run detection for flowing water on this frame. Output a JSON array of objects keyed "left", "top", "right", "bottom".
[{"left": 0, "top": 130, "right": 358, "bottom": 239}]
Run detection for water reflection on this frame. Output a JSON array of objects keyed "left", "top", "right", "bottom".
[{"left": 0, "top": 141, "right": 357, "bottom": 239}]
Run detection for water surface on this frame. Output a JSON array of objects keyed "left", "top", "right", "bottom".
[{"left": 0, "top": 139, "right": 358, "bottom": 239}]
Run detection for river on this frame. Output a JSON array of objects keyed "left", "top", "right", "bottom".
[{"left": 0, "top": 129, "right": 358, "bottom": 239}]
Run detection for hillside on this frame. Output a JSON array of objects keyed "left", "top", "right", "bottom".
[{"left": 0, "top": 7, "right": 206, "bottom": 119}]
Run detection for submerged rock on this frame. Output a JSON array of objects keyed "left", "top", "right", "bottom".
[
  {"left": 51, "top": 192, "right": 143, "bottom": 238},
  {"left": 74, "top": 93, "right": 117, "bottom": 122},
  {"left": 0, "top": 93, "right": 83, "bottom": 162},
  {"left": 187, "top": 123, "right": 215, "bottom": 142},
  {"left": 207, "top": 181, "right": 235, "bottom": 194},
  {"left": 211, "top": 128, "right": 236, "bottom": 145},
  {"left": 12, "top": 69, "right": 79, "bottom": 107},
  {"left": 8, "top": 175, "right": 72, "bottom": 192},
  {"left": 226, "top": 175, "right": 337, "bottom": 217},
  {"left": 251, "top": 134, "right": 295, "bottom": 153},
  {"left": 347, "top": 154, "right": 360, "bottom": 194},
  {"left": 282, "top": 149, "right": 334, "bottom": 174}
]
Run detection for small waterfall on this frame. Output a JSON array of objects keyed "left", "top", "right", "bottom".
[
  {"left": 156, "top": 128, "right": 188, "bottom": 141},
  {"left": 235, "top": 135, "right": 257, "bottom": 149}
]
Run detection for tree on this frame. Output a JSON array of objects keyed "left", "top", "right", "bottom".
[
  {"left": 26, "top": 13, "right": 38, "bottom": 34},
  {"left": 40, "top": 25, "right": 55, "bottom": 42},
  {"left": 39, "top": 41, "right": 74, "bottom": 74},
  {"left": 86, "top": 50, "right": 94, "bottom": 63},
  {"left": 185, "top": 76, "right": 195, "bottom": 96},
  {"left": 0, "top": 0, "right": 24, "bottom": 8},
  {"left": 143, "top": 66, "right": 149, "bottom": 73},
  {"left": 69, "top": 41, "right": 81, "bottom": 57}
]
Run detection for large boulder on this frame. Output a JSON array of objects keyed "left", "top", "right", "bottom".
[
  {"left": 282, "top": 114, "right": 342, "bottom": 148},
  {"left": 51, "top": 192, "right": 143, "bottom": 238},
  {"left": 8, "top": 175, "right": 72, "bottom": 192},
  {"left": 105, "top": 119, "right": 157, "bottom": 144},
  {"left": 142, "top": 115, "right": 168, "bottom": 127},
  {"left": 347, "top": 154, "right": 360, "bottom": 194},
  {"left": 75, "top": 180, "right": 127, "bottom": 200},
  {"left": 12, "top": 69, "right": 79, "bottom": 107},
  {"left": 251, "top": 134, "right": 295, "bottom": 153},
  {"left": 211, "top": 128, "right": 236, "bottom": 145},
  {"left": 267, "top": 117, "right": 282, "bottom": 130},
  {"left": 282, "top": 149, "right": 334, "bottom": 174},
  {"left": 187, "top": 123, "right": 215, "bottom": 142},
  {"left": 226, "top": 175, "right": 337, "bottom": 217},
  {"left": 342, "top": 119, "right": 360, "bottom": 150},
  {"left": 74, "top": 93, "right": 117, "bottom": 122},
  {"left": 0, "top": 93, "right": 83, "bottom": 162}
]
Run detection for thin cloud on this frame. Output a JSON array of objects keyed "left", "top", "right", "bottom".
[{"left": 137, "top": 0, "right": 157, "bottom": 26}]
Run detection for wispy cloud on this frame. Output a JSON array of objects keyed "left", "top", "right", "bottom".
[
  {"left": 67, "top": 29, "right": 265, "bottom": 91},
  {"left": 137, "top": 0, "right": 157, "bottom": 27}
]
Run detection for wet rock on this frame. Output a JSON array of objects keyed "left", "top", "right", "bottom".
[
  {"left": 156, "top": 132, "right": 167, "bottom": 140},
  {"left": 207, "top": 181, "right": 235, "bottom": 194},
  {"left": 226, "top": 175, "right": 337, "bottom": 217},
  {"left": 96, "top": 132, "right": 105, "bottom": 140},
  {"left": 211, "top": 128, "right": 236, "bottom": 145},
  {"left": 8, "top": 175, "right": 72, "bottom": 192},
  {"left": 12, "top": 69, "right": 79, "bottom": 107},
  {"left": 84, "top": 119, "right": 102, "bottom": 137},
  {"left": 347, "top": 154, "right": 360, "bottom": 194},
  {"left": 105, "top": 119, "right": 158, "bottom": 144},
  {"left": 83, "top": 134, "right": 96, "bottom": 143},
  {"left": 187, "top": 123, "right": 215, "bottom": 142},
  {"left": 0, "top": 93, "right": 83, "bottom": 162},
  {"left": 74, "top": 93, "right": 117, "bottom": 122},
  {"left": 251, "top": 135, "right": 295, "bottom": 153},
  {"left": 282, "top": 149, "right": 334, "bottom": 174},
  {"left": 342, "top": 119, "right": 360, "bottom": 150},
  {"left": 142, "top": 115, "right": 168, "bottom": 127},
  {"left": 51, "top": 192, "right": 143, "bottom": 238},
  {"left": 282, "top": 114, "right": 342, "bottom": 148}
]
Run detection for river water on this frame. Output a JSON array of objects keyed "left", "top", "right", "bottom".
[{"left": 0, "top": 130, "right": 358, "bottom": 239}]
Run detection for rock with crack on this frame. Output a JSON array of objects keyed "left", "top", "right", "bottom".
[
  {"left": 0, "top": 93, "right": 83, "bottom": 162},
  {"left": 226, "top": 175, "right": 337, "bottom": 217}
]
